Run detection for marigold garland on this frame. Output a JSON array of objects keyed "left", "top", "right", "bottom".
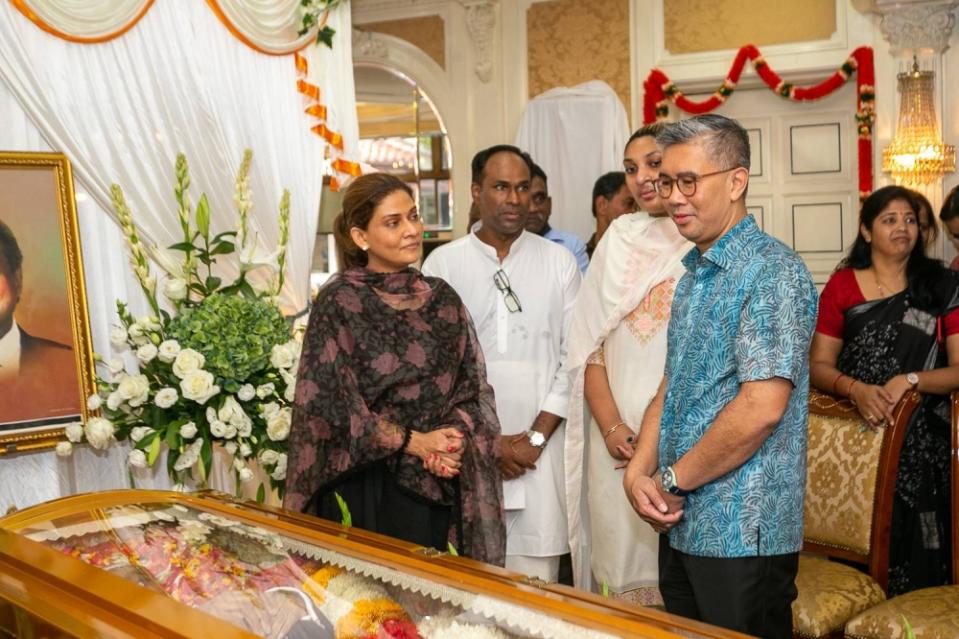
[{"left": 643, "top": 44, "right": 875, "bottom": 200}]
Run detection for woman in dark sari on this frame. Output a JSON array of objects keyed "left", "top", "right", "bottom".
[
  {"left": 283, "top": 173, "right": 506, "bottom": 566},
  {"left": 810, "top": 185, "right": 959, "bottom": 595}
]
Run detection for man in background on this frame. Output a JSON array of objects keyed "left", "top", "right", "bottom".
[
  {"left": 524, "top": 162, "right": 589, "bottom": 273},
  {"left": 586, "top": 171, "right": 636, "bottom": 257},
  {"left": 0, "top": 220, "right": 78, "bottom": 423},
  {"left": 423, "top": 144, "right": 580, "bottom": 582}
]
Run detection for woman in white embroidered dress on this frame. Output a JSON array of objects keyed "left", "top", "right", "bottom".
[{"left": 565, "top": 123, "right": 691, "bottom": 604}]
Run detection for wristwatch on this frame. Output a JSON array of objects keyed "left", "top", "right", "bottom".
[
  {"left": 525, "top": 430, "right": 547, "bottom": 449},
  {"left": 906, "top": 372, "right": 919, "bottom": 388},
  {"left": 660, "top": 465, "right": 690, "bottom": 497}
]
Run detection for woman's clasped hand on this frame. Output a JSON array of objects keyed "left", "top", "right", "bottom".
[{"left": 407, "top": 427, "right": 464, "bottom": 478}]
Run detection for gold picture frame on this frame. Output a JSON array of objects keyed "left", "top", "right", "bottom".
[{"left": 0, "top": 152, "right": 94, "bottom": 453}]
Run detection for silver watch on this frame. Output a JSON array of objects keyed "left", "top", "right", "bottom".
[
  {"left": 906, "top": 372, "right": 919, "bottom": 388},
  {"left": 660, "top": 465, "right": 689, "bottom": 497},
  {"left": 525, "top": 430, "right": 547, "bottom": 449}
]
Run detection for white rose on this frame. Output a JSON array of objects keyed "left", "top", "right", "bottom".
[
  {"left": 239, "top": 442, "right": 252, "bottom": 458},
  {"left": 224, "top": 441, "right": 238, "bottom": 455},
  {"left": 238, "top": 467, "right": 254, "bottom": 483},
  {"left": 237, "top": 384, "right": 256, "bottom": 402},
  {"left": 259, "top": 402, "right": 280, "bottom": 419},
  {"left": 106, "top": 391, "right": 123, "bottom": 411},
  {"left": 266, "top": 407, "right": 292, "bottom": 441},
  {"left": 276, "top": 453, "right": 287, "bottom": 469},
  {"left": 107, "top": 358, "right": 125, "bottom": 375},
  {"left": 218, "top": 396, "right": 241, "bottom": 423},
  {"left": 284, "top": 383, "right": 295, "bottom": 403},
  {"left": 255, "top": 383, "right": 275, "bottom": 399},
  {"left": 136, "top": 343, "right": 158, "bottom": 364},
  {"left": 154, "top": 388, "right": 179, "bottom": 409},
  {"left": 83, "top": 417, "right": 115, "bottom": 450},
  {"left": 127, "top": 322, "right": 145, "bottom": 339},
  {"left": 270, "top": 342, "right": 296, "bottom": 370},
  {"left": 162, "top": 277, "right": 189, "bottom": 301},
  {"left": 117, "top": 374, "right": 150, "bottom": 407},
  {"left": 55, "top": 441, "right": 73, "bottom": 457},
  {"left": 86, "top": 394, "right": 103, "bottom": 411},
  {"left": 127, "top": 449, "right": 148, "bottom": 468},
  {"left": 209, "top": 420, "right": 228, "bottom": 438},
  {"left": 258, "top": 449, "right": 280, "bottom": 466},
  {"left": 179, "top": 421, "right": 197, "bottom": 439},
  {"left": 109, "top": 326, "right": 128, "bottom": 348},
  {"left": 270, "top": 465, "right": 286, "bottom": 481},
  {"left": 138, "top": 315, "right": 162, "bottom": 332},
  {"left": 172, "top": 349, "right": 205, "bottom": 379},
  {"left": 130, "top": 426, "right": 153, "bottom": 443},
  {"left": 65, "top": 423, "right": 84, "bottom": 443},
  {"left": 157, "top": 339, "right": 181, "bottom": 363},
  {"left": 180, "top": 370, "right": 219, "bottom": 404},
  {"left": 206, "top": 407, "right": 218, "bottom": 423}
]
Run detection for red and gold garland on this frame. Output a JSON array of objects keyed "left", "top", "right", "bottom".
[{"left": 643, "top": 45, "right": 875, "bottom": 199}]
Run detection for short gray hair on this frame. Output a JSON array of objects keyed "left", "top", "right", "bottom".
[{"left": 656, "top": 114, "right": 750, "bottom": 172}]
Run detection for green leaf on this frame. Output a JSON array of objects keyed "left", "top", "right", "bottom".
[
  {"left": 334, "top": 491, "right": 352, "bottom": 527},
  {"left": 316, "top": 25, "right": 336, "bottom": 48},
  {"left": 212, "top": 230, "right": 237, "bottom": 241},
  {"left": 210, "top": 242, "right": 235, "bottom": 255},
  {"left": 256, "top": 483, "right": 266, "bottom": 503},
  {"left": 146, "top": 435, "right": 162, "bottom": 466},
  {"left": 196, "top": 194, "right": 211, "bottom": 238},
  {"left": 601, "top": 581, "right": 610, "bottom": 598},
  {"left": 205, "top": 276, "right": 222, "bottom": 291},
  {"left": 136, "top": 431, "right": 159, "bottom": 451},
  {"left": 446, "top": 542, "right": 459, "bottom": 556},
  {"left": 168, "top": 241, "right": 196, "bottom": 252},
  {"left": 902, "top": 616, "right": 915, "bottom": 639},
  {"left": 239, "top": 280, "right": 257, "bottom": 299},
  {"left": 200, "top": 437, "right": 212, "bottom": 482}
]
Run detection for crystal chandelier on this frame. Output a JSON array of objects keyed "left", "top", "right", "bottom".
[{"left": 882, "top": 58, "right": 955, "bottom": 186}]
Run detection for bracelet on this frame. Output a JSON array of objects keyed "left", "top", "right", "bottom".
[
  {"left": 603, "top": 420, "right": 626, "bottom": 440},
  {"left": 831, "top": 372, "right": 845, "bottom": 395},
  {"left": 846, "top": 379, "right": 858, "bottom": 404}
]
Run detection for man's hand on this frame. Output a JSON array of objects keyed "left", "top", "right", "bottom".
[
  {"left": 624, "top": 472, "right": 684, "bottom": 534},
  {"left": 498, "top": 434, "right": 539, "bottom": 479}
]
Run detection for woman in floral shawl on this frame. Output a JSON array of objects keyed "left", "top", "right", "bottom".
[{"left": 284, "top": 173, "right": 505, "bottom": 566}]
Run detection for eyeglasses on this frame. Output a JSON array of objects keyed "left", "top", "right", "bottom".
[
  {"left": 655, "top": 167, "right": 737, "bottom": 198},
  {"left": 493, "top": 269, "right": 522, "bottom": 313}
]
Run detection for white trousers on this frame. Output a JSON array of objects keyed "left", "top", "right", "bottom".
[{"left": 505, "top": 554, "right": 561, "bottom": 583}]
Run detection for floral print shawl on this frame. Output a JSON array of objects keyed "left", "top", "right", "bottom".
[{"left": 283, "top": 267, "right": 505, "bottom": 566}]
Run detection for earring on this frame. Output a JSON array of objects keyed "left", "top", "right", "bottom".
[{"left": 360, "top": 245, "right": 369, "bottom": 251}]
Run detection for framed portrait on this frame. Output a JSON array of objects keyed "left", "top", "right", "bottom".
[{"left": 0, "top": 152, "right": 94, "bottom": 453}]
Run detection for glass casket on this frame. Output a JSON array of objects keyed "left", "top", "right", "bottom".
[{"left": 0, "top": 490, "right": 749, "bottom": 638}]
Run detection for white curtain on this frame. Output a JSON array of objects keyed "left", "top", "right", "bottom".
[
  {"left": 0, "top": 0, "right": 360, "bottom": 511},
  {"left": 0, "top": 0, "right": 326, "bottom": 313},
  {"left": 13, "top": 0, "right": 149, "bottom": 40},
  {"left": 514, "top": 80, "right": 631, "bottom": 243}
]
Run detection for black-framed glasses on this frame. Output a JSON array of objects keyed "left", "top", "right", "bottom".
[
  {"left": 655, "top": 167, "right": 737, "bottom": 198},
  {"left": 493, "top": 269, "right": 522, "bottom": 313}
]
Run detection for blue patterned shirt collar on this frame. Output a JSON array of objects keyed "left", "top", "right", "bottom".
[{"left": 681, "top": 213, "right": 758, "bottom": 271}]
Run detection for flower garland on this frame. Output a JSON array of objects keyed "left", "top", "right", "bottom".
[{"left": 643, "top": 45, "right": 875, "bottom": 199}]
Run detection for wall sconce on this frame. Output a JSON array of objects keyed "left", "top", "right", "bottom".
[{"left": 882, "top": 58, "right": 955, "bottom": 185}]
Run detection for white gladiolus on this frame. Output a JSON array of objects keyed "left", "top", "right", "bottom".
[
  {"left": 218, "top": 396, "right": 241, "bottom": 423},
  {"left": 238, "top": 467, "right": 254, "bottom": 483},
  {"left": 64, "top": 423, "right": 84, "bottom": 443},
  {"left": 127, "top": 322, "right": 145, "bottom": 338},
  {"left": 235, "top": 414, "right": 252, "bottom": 438},
  {"left": 259, "top": 402, "right": 280, "bottom": 419},
  {"left": 266, "top": 407, "right": 292, "bottom": 441},
  {"left": 180, "top": 370, "right": 219, "bottom": 404},
  {"left": 179, "top": 421, "right": 197, "bottom": 439},
  {"left": 84, "top": 417, "right": 115, "bottom": 450},
  {"left": 86, "top": 394, "right": 103, "bottom": 410},
  {"left": 55, "top": 441, "right": 73, "bottom": 457},
  {"left": 255, "top": 383, "right": 275, "bottom": 399},
  {"left": 138, "top": 315, "right": 162, "bottom": 332},
  {"left": 127, "top": 449, "right": 148, "bottom": 468},
  {"left": 270, "top": 465, "right": 286, "bottom": 481},
  {"left": 157, "top": 340, "right": 181, "bottom": 363},
  {"left": 258, "top": 449, "right": 280, "bottom": 465},
  {"left": 173, "top": 439, "right": 203, "bottom": 472},
  {"left": 239, "top": 442, "right": 252, "bottom": 458},
  {"left": 154, "top": 388, "right": 179, "bottom": 409},
  {"left": 117, "top": 374, "right": 150, "bottom": 407},
  {"left": 284, "top": 383, "right": 295, "bottom": 403},
  {"left": 136, "top": 343, "right": 158, "bottom": 364},
  {"left": 106, "top": 390, "right": 123, "bottom": 411},
  {"left": 108, "top": 358, "right": 125, "bottom": 375},
  {"left": 162, "top": 277, "right": 189, "bottom": 301},
  {"left": 224, "top": 441, "right": 238, "bottom": 455},
  {"left": 237, "top": 384, "right": 256, "bottom": 401},
  {"left": 172, "top": 349, "right": 205, "bottom": 379},
  {"left": 233, "top": 458, "right": 245, "bottom": 471},
  {"left": 109, "top": 326, "right": 128, "bottom": 348}
]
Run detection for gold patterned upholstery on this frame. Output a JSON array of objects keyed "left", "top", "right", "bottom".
[
  {"left": 793, "top": 555, "right": 886, "bottom": 638},
  {"left": 844, "top": 586, "right": 959, "bottom": 639},
  {"left": 803, "top": 413, "right": 883, "bottom": 556}
]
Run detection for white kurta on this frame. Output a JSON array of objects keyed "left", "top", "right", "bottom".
[{"left": 422, "top": 230, "right": 580, "bottom": 557}]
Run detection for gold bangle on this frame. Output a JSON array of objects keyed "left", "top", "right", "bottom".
[{"left": 603, "top": 420, "right": 626, "bottom": 440}]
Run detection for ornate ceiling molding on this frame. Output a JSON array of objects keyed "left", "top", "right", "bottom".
[
  {"left": 856, "top": 0, "right": 958, "bottom": 56},
  {"left": 459, "top": 0, "right": 497, "bottom": 83}
]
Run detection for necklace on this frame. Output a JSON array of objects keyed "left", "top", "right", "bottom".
[{"left": 872, "top": 266, "right": 903, "bottom": 297}]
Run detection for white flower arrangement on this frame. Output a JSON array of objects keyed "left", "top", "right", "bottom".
[{"left": 60, "top": 151, "right": 300, "bottom": 501}]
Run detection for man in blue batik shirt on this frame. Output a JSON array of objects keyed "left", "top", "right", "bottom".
[{"left": 623, "top": 114, "right": 818, "bottom": 639}]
